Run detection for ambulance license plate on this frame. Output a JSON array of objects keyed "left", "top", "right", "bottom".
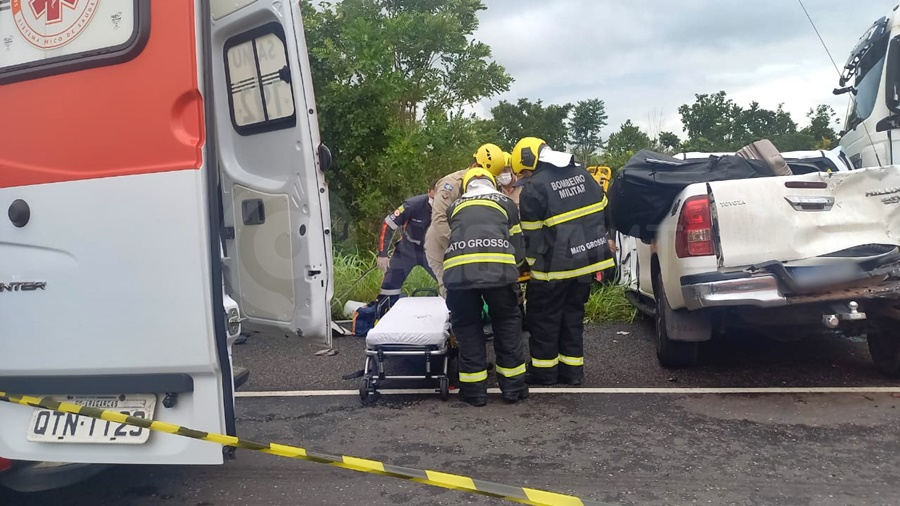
[{"left": 26, "top": 394, "right": 157, "bottom": 444}]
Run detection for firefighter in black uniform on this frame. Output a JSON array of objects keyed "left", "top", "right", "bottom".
[
  {"left": 376, "top": 188, "right": 437, "bottom": 307},
  {"left": 511, "top": 137, "right": 614, "bottom": 386},
  {"left": 443, "top": 167, "right": 528, "bottom": 406}
]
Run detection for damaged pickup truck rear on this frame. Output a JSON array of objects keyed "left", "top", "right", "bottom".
[{"left": 608, "top": 143, "right": 900, "bottom": 375}]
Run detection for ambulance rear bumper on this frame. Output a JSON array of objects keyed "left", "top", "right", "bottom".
[{"left": 0, "top": 460, "right": 109, "bottom": 493}]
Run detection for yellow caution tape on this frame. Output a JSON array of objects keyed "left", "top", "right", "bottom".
[{"left": 0, "top": 391, "right": 608, "bottom": 506}]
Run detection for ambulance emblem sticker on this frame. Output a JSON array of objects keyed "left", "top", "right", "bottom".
[{"left": 12, "top": 0, "right": 100, "bottom": 50}]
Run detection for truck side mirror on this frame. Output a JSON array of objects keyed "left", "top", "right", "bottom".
[{"left": 875, "top": 115, "right": 900, "bottom": 132}]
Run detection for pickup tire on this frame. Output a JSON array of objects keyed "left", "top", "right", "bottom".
[
  {"left": 867, "top": 320, "right": 900, "bottom": 378},
  {"left": 654, "top": 273, "right": 700, "bottom": 368}
]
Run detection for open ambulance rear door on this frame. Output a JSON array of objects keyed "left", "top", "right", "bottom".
[
  {"left": 0, "top": 0, "right": 332, "bottom": 474},
  {"left": 212, "top": 0, "right": 335, "bottom": 346}
]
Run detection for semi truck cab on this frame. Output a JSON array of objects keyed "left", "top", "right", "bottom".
[{"left": 837, "top": 5, "right": 900, "bottom": 167}]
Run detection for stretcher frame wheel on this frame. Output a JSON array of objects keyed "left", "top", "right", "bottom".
[
  {"left": 359, "top": 377, "right": 369, "bottom": 402},
  {"left": 359, "top": 377, "right": 378, "bottom": 405},
  {"left": 439, "top": 377, "right": 450, "bottom": 401}
]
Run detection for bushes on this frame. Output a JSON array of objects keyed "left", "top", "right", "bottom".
[
  {"left": 331, "top": 250, "right": 636, "bottom": 323},
  {"left": 330, "top": 249, "right": 437, "bottom": 318}
]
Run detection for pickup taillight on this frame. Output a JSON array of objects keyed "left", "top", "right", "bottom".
[{"left": 676, "top": 195, "right": 714, "bottom": 258}]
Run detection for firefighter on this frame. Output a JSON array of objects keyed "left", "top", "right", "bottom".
[
  {"left": 443, "top": 167, "right": 528, "bottom": 406},
  {"left": 494, "top": 152, "right": 527, "bottom": 321},
  {"left": 425, "top": 143, "right": 508, "bottom": 298},
  {"left": 511, "top": 137, "right": 613, "bottom": 386},
  {"left": 376, "top": 188, "right": 437, "bottom": 307},
  {"left": 496, "top": 152, "right": 522, "bottom": 205}
]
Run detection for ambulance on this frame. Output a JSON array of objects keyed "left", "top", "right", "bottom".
[{"left": 0, "top": 0, "right": 334, "bottom": 491}]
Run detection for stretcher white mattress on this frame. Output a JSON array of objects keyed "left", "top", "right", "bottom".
[{"left": 365, "top": 296, "right": 450, "bottom": 347}]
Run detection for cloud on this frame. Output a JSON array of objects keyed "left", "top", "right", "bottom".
[{"left": 472, "top": 0, "right": 898, "bottom": 142}]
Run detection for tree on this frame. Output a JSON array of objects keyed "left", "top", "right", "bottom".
[
  {"left": 602, "top": 120, "right": 652, "bottom": 170},
  {"left": 301, "top": 0, "right": 512, "bottom": 246},
  {"left": 657, "top": 131, "right": 681, "bottom": 152},
  {"left": 677, "top": 91, "right": 740, "bottom": 151},
  {"left": 569, "top": 98, "right": 608, "bottom": 165},
  {"left": 677, "top": 91, "right": 830, "bottom": 153},
  {"left": 489, "top": 98, "right": 573, "bottom": 150},
  {"left": 802, "top": 104, "right": 839, "bottom": 149}
]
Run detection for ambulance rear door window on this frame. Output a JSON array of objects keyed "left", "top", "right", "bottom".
[{"left": 224, "top": 23, "right": 297, "bottom": 135}]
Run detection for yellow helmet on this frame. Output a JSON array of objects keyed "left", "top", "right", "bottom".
[
  {"left": 473, "top": 143, "right": 506, "bottom": 176},
  {"left": 462, "top": 167, "right": 496, "bottom": 191},
  {"left": 511, "top": 137, "right": 547, "bottom": 174},
  {"left": 503, "top": 152, "right": 512, "bottom": 168}
]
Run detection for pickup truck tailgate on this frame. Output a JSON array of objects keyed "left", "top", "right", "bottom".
[{"left": 709, "top": 166, "right": 900, "bottom": 268}]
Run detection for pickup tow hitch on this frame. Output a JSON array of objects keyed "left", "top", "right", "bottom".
[{"left": 822, "top": 301, "right": 867, "bottom": 328}]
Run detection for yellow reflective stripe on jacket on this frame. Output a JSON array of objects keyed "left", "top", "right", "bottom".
[
  {"left": 443, "top": 253, "right": 517, "bottom": 270},
  {"left": 495, "top": 363, "right": 526, "bottom": 378},
  {"left": 531, "top": 357, "right": 559, "bottom": 368},
  {"left": 525, "top": 257, "right": 536, "bottom": 266},
  {"left": 558, "top": 354, "right": 584, "bottom": 367},
  {"left": 459, "top": 370, "right": 488, "bottom": 383},
  {"left": 450, "top": 199, "right": 508, "bottom": 220},
  {"left": 509, "top": 224, "right": 522, "bottom": 235},
  {"left": 530, "top": 258, "right": 615, "bottom": 281},
  {"left": 543, "top": 197, "right": 607, "bottom": 228},
  {"left": 521, "top": 220, "right": 542, "bottom": 231}
]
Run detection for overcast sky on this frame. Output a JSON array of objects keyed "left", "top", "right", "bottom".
[{"left": 468, "top": 0, "right": 899, "bottom": 142}]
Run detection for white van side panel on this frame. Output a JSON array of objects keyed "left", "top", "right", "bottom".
[{"left": 0, "top": 170, "right": 227, "bottom": 464}]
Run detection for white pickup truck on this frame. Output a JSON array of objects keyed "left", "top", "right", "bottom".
[{"left": 611, "top": 148, "right": 900, "bottom": 374}]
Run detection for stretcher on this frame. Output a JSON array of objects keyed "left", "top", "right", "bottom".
[{"left": 359, "top": 293, "right": 453, "bottom": 404}]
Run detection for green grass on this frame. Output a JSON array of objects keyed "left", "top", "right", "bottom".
[
  {"left": 331, "top": 249, "right": 436, "bottom": 318},
  {"left": 331, "top": 250, "right": 637, "bottom": 323},
  {"left": 583, "top": 283, "right": 639, "bottom": 324}
]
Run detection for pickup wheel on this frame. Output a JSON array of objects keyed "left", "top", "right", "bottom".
[
  {"left": 867, "top": 320, "right": 900, "bottom": 378},
  {"left": 654, "top": 274, "right": 700, "bottom": 368}
]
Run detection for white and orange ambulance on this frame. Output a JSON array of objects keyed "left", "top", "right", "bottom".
[{"left": 0, "top": 0, "right": 334, "bottom": 491}]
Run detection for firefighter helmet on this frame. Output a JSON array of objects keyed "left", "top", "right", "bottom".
[
  {"left": 473, "top": 143, "right": 506, "bottom": 176},
  {"left": 462, "top": 167, "right": 496, "bottom": 191},
  {"left": 511, "top": 137, "right": 547, "bottom": 174}
]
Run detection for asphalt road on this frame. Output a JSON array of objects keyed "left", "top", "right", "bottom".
[
  {"left": 3, "top": 318, "right": 900, "bottom": 506},
  {"left": 234, "top": 316, "right": 894, "bottom": 391}
]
